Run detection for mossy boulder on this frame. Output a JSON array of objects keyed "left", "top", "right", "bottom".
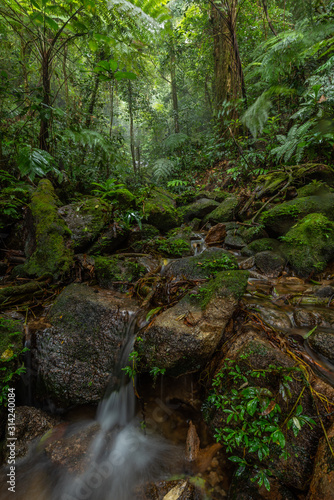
[
  {"left": 155, "top": 237, "right": 192, "bottom": 258},
  {"left": 308, "top": 331, "right": 334, "bottom": 363},
  {"left": 0, "top": 315, "right": 24, "bottom": 399},
  {"left": 224, "top": 231, "right": 246, "bottom": 249},
  {"left": 162, "top": 248, "right": 238, "bottom": 280},
  {"left": 88, "top": 226, "right": 129, "bottom": 255},
  {"left": 280, "top": 213, "right": 334, "bottom": 276},
  {"left": 241, "top": 238, "right": 281, "bottom": 257},
  {"left": 34, "top": 284, "right": 140, "bottom": 407},
  {"left": 195, "top": 189, "right": 229, "bottom": 203},
  {"left": 180, "top": 198, "right": 220, "bottom": 222},
  {"left": 94, "top": 255, "right": 147, "bottom": 292},
  {"left": 237, "top": 224, "right": 268, "bottom": 244},
  {"left": 143, "top": 188, "right": 179, "bottom": 231},
  {"left": 254, "top": 251, "right": 286, "bottom": 278},
  {"left": 203, "top": 196, "right": 239, "bottom": 224},
  {"left": 137, "top": 271, "right": 248, "bottom": 376},
  {"left": 308, "top": 422, "right": 334, "bottom": 500},
  {"left": 24, "top": 179, "right": 73, "bottom": 278},
  {"left": 260, "top": 194, "right": 334, "bottom": 236},
  {"left": 58, "top": 197, "right": 108, "bottom": 252},
  {"left": 205, "top": 330, "right": 331, "bottom": 492},
  {"left": 297, "top": 181, "right": 331, "bottom": 198}
]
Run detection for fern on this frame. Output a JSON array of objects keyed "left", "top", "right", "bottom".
[
  {"left": 62, "top": 129, "right": 111, "bottom": 152},
  {"left": 271, "top": 121, "right": 313, "bottom": 164},
  {"left": 152, "top": 158, "right": 174, "bottom": 181},
  {"left": 163, "top": 133, "right": 189, "bottom": 151},
  {"left": 17, "top": 146, "right": 62, "bottom": 182}
]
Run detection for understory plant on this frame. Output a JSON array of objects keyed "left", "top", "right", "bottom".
[{"left": 204, "top": 356, "right": 316, "bottom": 491}]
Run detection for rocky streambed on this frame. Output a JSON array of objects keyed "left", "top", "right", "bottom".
[{"left": 1, "top": 173, "right": 334, "bottom": 499}]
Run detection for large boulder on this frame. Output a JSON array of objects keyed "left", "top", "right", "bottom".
[
  {"left": 180, "top": 198, "right": 220, "bottom": 222},
  {"left": 203, "top": 196, "right": 239, "bottom": 224},
  {"left": 280, "top": 213, "right": 334, "bottom": 276},
  {"left": 162, "top": 248, "right": 238, "bottom": 280},
  {"left": 308, "top": 422, "right": 334, "bottom": 500},
  {"left": 34, "top": 284, "right": 140, "bottom": 407},
  {"left": 143, "top": 188, "right": 179, "bottom": 231},
  {"left": 58, "top": 197, "right": 108, "bottom": 252},
  {"left": 241, "top": 238, "right": 281, "bottom": 257},
  {"left": 254, "top": 251, "right": 286, "bottom": 278},
  {"left": 260, "top": 194, "right": 334, "bottom": 236},
  {"left": 23, "top": 179, "right": 73, "bottom": 277},
  {"left": 137, "top": 271, "right": 249, "bottom": 376}
]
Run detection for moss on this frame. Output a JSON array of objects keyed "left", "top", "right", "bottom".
[
  {"left": 280, "top": 213, "right": 334, "bottom": 276},
  {"left": 203, "top": 196, "right": 239, "bottom": 224},
  {"left": 238, "top": 224, "right": 267, "bottom": 244},
  {"left": 297, "top": 181, "right": 331, "bottom": 197},
  {"left": 155, "top": 237, "right": 191, "bottom": 257},
  {"left": 241, "top": 238, "right": 281, "bottom": 256},
  {"left": 144, "top": 188, "right": 179, "bottom": 231},
  {"left": 94, "top": 255, "right": 146, "bottom": 291},
  {"left": 179, "top": 198, "right": 219, "bottom": 222},
  {"left": 190, "top": 270, "right": 249, "bottom": 309},
  {"left": 260, "top": 194, "right": 334, "bottom": 235},
  {"left": 0, "top": 317, "right": 24, "bottom": 394},
  {"left": 24, "top": 179, "right": 73, "bottom": 278}
]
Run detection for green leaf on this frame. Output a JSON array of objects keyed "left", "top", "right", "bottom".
[
  {"left": 292, "top": 417, "right": 302, "bottom": 430},
  {"left": 114, "top": 71, "right": 137, "bottom": 80},
  {"left": 44, "top": 15, "right": 58, "bottom": 31},
  {"left": 246, "top": 399, "right": 258, "bottom": 416}
]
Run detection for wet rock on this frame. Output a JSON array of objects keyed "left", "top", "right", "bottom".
[
  {"left": 308, "top": 331, "right": 334, "bottom": 362},
  {"left": 58, "top": 197, "right": 108, "bottom": 252},
  {"left": 237, "top": 225, "right": 268, "bottom": 244},
  {"left": 195, "top": 189, "right": 228, "bottom": 203},
  {"left": 251, "top": 304, "right": 292, "bottom": 330},
  {"left": 260, "top": 194, "right": 334, "bottom": 236},
  {"left": 205, "top": 224, "right": 226, "bottom": 247},
  {"left": 94, "top": 255, "right": 147, "bottom": 292},
  {"left": 23, "top": 179, "right": 73, "bottom": 277},
  {"left": 308, "top": 422, "right": 334, "bottom": 500},
  {"left": 241, "top": 238, "right": 281, "bottom": 257},
  {"left": 280, "top": 213, "right": 334, "bottom": 276},
  {"left": 5, "top": 406, "right": 59, "bottom": 460},
  {"left": 138, "top": 479, "right": 206, "bottom": 500},
  {"left": 138, "top": 271, "right": 248, "bottom": 376},
  {"left": 88, "top": 226, "right": 129, "bottom": 255},
  {"left": 293, "top": 309, "right": 319, "bottom": 328},
  {"left": 254, "top": 251, "right": 285, "bottom": 278},
  {"left": 225, "top": 231, "right": 246, "bottom": 249},
  {"left": 203, "top": 196, "right": 239, "bottom": 224},
  {"left": 162, "top": 248, "right": 238, "bottom": 280},
  {"left": 239, "top": 256, "right": 255, "bottom": 270},
  {"left": 181, "top": 199, "right": 220, "bottom": 222},
  {"left": 143, "top": 188, "right": 179, "bottom": 231},
  {"left": 34, "top": 284, "right": 140, "bottom": 407},
  {"left": 314, "top": 285, "right": 334, "bottom": 298}
]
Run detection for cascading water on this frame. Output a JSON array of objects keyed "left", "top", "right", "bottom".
[{"left": 2, "top": 312, "right": 179, "bottom": 500}]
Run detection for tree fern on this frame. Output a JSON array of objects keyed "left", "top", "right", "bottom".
[
  {"left": 163, "top": 133, "right": 189, "bottom": 151},
  {"left": 152, "top": 158, "right": 174, "bottom": 181},
  {"left": 271, "top": 121, "right": 313, "bottom": 164}
]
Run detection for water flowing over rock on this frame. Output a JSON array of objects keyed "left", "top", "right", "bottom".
[{"left": 34, "top": 283, "right": 140, "bottom": 407}]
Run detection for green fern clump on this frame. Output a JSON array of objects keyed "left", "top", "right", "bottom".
[
  {"left": 152, "top": 158, "right": 174, "bottom": 181},
  {"left": 271, "top": 121, "right": 313, "bottom": 163}
]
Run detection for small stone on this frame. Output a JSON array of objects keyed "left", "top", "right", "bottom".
[
  {"left": 255, "top": 251, "right": 285, "bottom": 278},
  {"left": 239, "top": 256, "right": 255, "bottom": 270},
  {"left": 315, "top": 285, "right": 334, "bottom": 298}
]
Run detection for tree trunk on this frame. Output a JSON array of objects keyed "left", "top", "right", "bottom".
[
  {"left": 39, "top": 52, "right": 51, "bottom": 151},
  {"left": 128, "top": 82, "right": 137, "bottom": 174},
  {"left": 109, "top": 80, "right": 115, "bottom": 138},
  {"left": 170, "top": 41, "right": 180, "bottom": 134},
  {"left": 85, "top": 74, "right": 100, "bottom": 129}
]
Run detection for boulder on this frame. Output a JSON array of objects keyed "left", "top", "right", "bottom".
[
  {"left": 241, "top": 238, "right": 281, "bottom": 257},
  {"left": 23, "top": 179, "right": 73, "bottom": 277},
  {"left": 308, "top": 331, "right": 334, "bottom": 362},
  {"left": 180, "top": 198, "right": 219, "bottom": 222},
  {"left": 138, "top": 271, "right": 249, "bottom": 376},
  {"left": 297, "top": 181, "right": 331, "bottom": 198},
  {"left": 237, "top": 225, "right": 268, "bottom": 244},
  {"left": 308, "top": 422, "right": 334, "bottom": 500},
  {"left": 34, "top": 284, "right": 140, "bottom": 407},
  {"left": 58, "top": 197, "right": 108, "bottom": 252},
  {"left": 224, "top": 231, "right": 246, "bottom": 249},
  {"left": 261, "top": 194, "right": 334, "bottom": 236},
  {"left": 280, "top": 213, "right": 334, "bottom": 276},
  {"left": 88, "top": 226, "right": 129, "bottom": 255},
  {"left": 254, "top": 251, "right": 286, "bottom": 278},
  {"left": 143, "top": 188, "right": 179, "bottom": 231},
  {"left": 162, "top": 248, "right": 238, "bottom": 280},
  {"left": 203, "top": 196, "right": 239, "bottom": 224}
]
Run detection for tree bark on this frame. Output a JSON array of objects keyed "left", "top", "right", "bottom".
[
  {"left": 85, "top": 73, "right": 100, "bottom": 129},
  {"left": 128, "top": 82, "right": 137, "bottom": 174},
  {"left": 170, "top": 40, "right": 180, "bottom": 134},
  {"left": 38, "top": 51, "right": 51, "bottom": 151}
]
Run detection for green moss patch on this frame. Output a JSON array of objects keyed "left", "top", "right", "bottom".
[
  {"left": 190, "top": 270, "right": 249, "bottom": 309},
  {"left": 143, "top": 188, "right": 179, "bottom": 231},
  {"left": 94, "top": 255, "right": 147, "bottom": 291},
  {"left": 203, "top": 196, "right": 239, "bottom": 224},
  {"left": 280, "top": 213, "right": 334, "bottom": 276},
  {"left": 241, "top": 238, "right": 281, "bottom": 257},
  {"left": 24, "top": 179, "right": 73, "bottom": 277}
]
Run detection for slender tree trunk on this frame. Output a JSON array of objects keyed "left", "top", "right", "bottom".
[
  {"left": 39, "top": 51, "right": 51, "bottom": 151},
  {"left": 63, "top": 46, "right": 69, "bottom": 110},
  {"left": 128, "top": 82, "right": 136, "bottom": 174},
  {"left": 204, "top": 74, "right": 213, "bottom": 117},
  {"left": 85, "top": 74, "right": 100, "bottom": 129},
  {"left": 20, "top": 39, "right": 30, "bottom": 108},
  {"left": 136, "top": 144, "right": 140, "bottom": 172},
  {"left": 109, "top": 80, "right": 115, "bottom": 138},
  {"left": 170, "top": 41, "right": 180, "bottom": 134},
  {"left": 261, "top": 0, "right": 277, "bottom": 36}
]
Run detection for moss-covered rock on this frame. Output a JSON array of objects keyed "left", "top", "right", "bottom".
[
  {"left": 203, "top": 196, "right": 239, "bottom": 224},
  {"left": 24, "top": 179, "right": 73, "bottom": 278},
  {"left": 155, "top": 237, "right": 192, "bottom": 258},
  {"left": 190, "top": 270, "right": 249, "bottom": 309},
  {"left": 88, "top": 226, "right": 129, "bottom": 255},
  {"left": 297, "top": 181, "right": 331, "bottom": 198},
  {"left": 280, "top": 213, "right": 334, "bottom": 276},
  {"left": 162, "top": 248, "right": 238, "bottom": 280},
  {"left": 143, "top": 188, "right": 179, "bottom": 231},
  {"left": 94, "top": 255, "right": 147, "bottom": 291},
  {"left": 260, "top": 194, "right": 334, "bottom": 236},
  {"left": 58, "top": 197, "right": 108, "bottom": 252},
  {"left": 224, "top": 232, "right": 246, "bottom": 249},
  {"left": 308, "top": 422, "right": 334, "bottom": 500},
  {"left": 254, "top": 251, "right": 286, "bottom": 278},
  {"left": 0, "top": 316, "right": 24, "bottom": 402},
  {"left": 180, "top": 198, "right": 220, "bottom": 222},
  {"left": 308, "top": 331, "right": 334, "bottom": 362},
  {"left": 237, "top": 224, "right": 268, "bottom": 244},
  {"left": 34, "top": 284, "right": 140, "bottom": 407},
  {"left": 195, "top": 189, "right": 229, "bottom": 203},
  {"left": 241, "top": 238, "right": 281, "bottom": 257}
]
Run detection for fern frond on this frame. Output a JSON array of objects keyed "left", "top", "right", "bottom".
[
  {"left": 152, "top": 158, "right": 174, "bottom": 181},
  {"left": 163, "top": 133, "right": 189, "bottom": 151},
  {"left": 271, "top": 121, "right": 313, "bottom": 163}
]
